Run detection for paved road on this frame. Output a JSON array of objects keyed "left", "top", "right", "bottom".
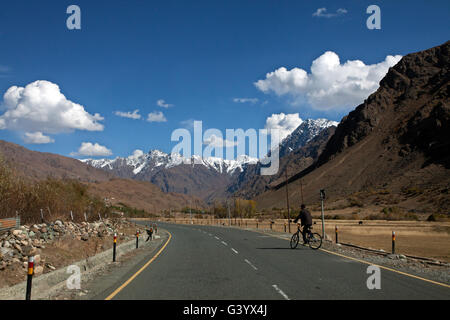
[{"left": 101, "top": 221, "right": 450, "bottom": 300}]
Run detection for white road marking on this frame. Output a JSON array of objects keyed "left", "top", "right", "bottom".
[
  {"left": 215, "top": 236, "right": 220, "bottom": 240},
  {"left": 272, "top": 285, "right": 290, "bottom": 300},
  {"left": 208, "top": 233, "right": 212, "bottom": 236},
  {"left": 221, "top": 241, "right": 228, "bottom": 246},
  {"left": 244, "top": 259, "right": 258, "bottom": 271},
  {"left": 231, "top": 248, "right": 238, "bottom": 254}
]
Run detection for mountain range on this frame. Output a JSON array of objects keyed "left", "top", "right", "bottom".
[{"left": 81, "top": 118, "right": 338, "bottom": 202}]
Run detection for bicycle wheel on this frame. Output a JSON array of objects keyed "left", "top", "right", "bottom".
[
  {"left": 290, "top": 232, "right": 299, "bottom": 249},
  {"left": 308, "top": 232, "right": 322, "bottom": 250}
]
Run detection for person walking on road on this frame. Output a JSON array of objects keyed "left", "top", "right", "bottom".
[
  {"left": 293, "top": 204, "right": 312, "bottom": 244},
  {"left": 146, "top": 226, "right": 153, "bottom": 242}
]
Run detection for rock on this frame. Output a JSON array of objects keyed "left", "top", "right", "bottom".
[
  {"left": 22, "top": 245, "right": 37, "bottom": 256},
  {"left": 13, "top": 243, "right": 22, "bottom": 253},
  {"left": 0, "top": 261, "right": 6, "bottom": 270},
  {"left": 81, "top": 234, "right": 89, "bottom": 241},
  {"left": 34, "top": 266, "right": 44, "bottom": 276},
  {"left": 34, "top": 255, "right": 41, "bottom": 264},
  {"left": 28, "top": 231, "right": 36, "bottom": 238},
  {"left": 46, "top": 264, "right": 56, "bottom": 270},
  {"left": 55, "top": 220, "right": 63, "bottom": 227},
  {"left": 0, "top": 247, "right": 13, "bottom": 257},
  {"left": 40, "top": 227, "right": 48, "bottom": 233},
  {"left": 20, "top": 240, "right": 29, "bottom": 246},
  {"left": 2, "top": 240, "right": 11, "bottom": 248},
  {"left": 12, "top": 229, "right": 22, "bottom": 236}
]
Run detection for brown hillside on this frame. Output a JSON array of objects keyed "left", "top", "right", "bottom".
[
  {"left": 255, "top": 41, "right": 450, "bottom": 214},
  {"left": 0, "top": 140, "right": 204, "bottom": 213},
  {"left": 0, "top": 140, "right": 112, "bottom": 182},
  {"left": 87, "top": 179, "right": 204, "bottom": 212}
]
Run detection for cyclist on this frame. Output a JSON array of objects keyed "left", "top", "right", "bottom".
[{"left": 293, "top": 204, "right": 312, "bottom": 244}]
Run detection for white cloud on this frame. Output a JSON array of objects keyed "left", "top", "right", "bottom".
[
  {"left": 233, "top": 98, "right": 259, "bottom": 104},
  {"left": 203, "top": 134, "right": 238, "bottom": 147},
  {"left": 313, "top": 8, "right": 348, "bottom": 18},
  {"left": 147, "top": 111, "right": 167, "bottom": 123},
  {"left": 157, "top": 99, "right": 173, "bottom": 108},
  {"left": 255, "top": 52, "right": 402, "bottom": 110},
  {"left": 0, "top": 80, "right": 104, "bottom": 138},
  {"left": 70, "top": 142, "right": 112, "bottom": 157},
  {"left": 23, "top": 132, "right": 55, "bottom": 144},
  {"left": 264, "top": 113, "right": 303, "bottom": 142},
  {"left": 114, "top": 109, "right": 141, "bottom": 119},
  {"left": 180, "top": 118, "right": 197, "bottom": 129}
]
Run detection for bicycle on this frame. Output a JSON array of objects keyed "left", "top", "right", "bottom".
[{"left": 290, "top": 223, "right": 322, "bottom": 250}]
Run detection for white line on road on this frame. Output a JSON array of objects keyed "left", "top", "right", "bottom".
[
  {"left": 272, "top": 285, "right": 290, "bottom": 300},
  {"left": 244, "top": 259, "right": 258, "bottom": 271},
  {"left": 221, "top": 241, "right": 228, "bottom": 246},
  {"left": 214, "top": 236, "right": 220, "bottom": 240},
  {"left": 231, "top": 248, "right": 238, "bottom": 254}
]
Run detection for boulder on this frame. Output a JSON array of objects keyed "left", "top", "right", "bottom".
[
  {"left": 34, "top": 266, "right": 44, "bottom": 276},
  {"left": 81, "top": 233, "right": 89, "bottom": 241},
  {"left": 13, "top": 243, "right": 22, "bottom": 253},
  {"left": 12, "top": 229, "right": 22, "bottom": 236},
  {"left": 22, "top": 245, "right": 37, "bottom": 256}
]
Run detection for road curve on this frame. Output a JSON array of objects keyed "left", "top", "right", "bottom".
[{"left": 101, "top": 221, "right": 450, "bottom": 300}]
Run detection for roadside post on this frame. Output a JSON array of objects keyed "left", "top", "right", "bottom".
[
  {"left": 40, "top": 209, "right": 44, "bottom": 224},
  {"left": 136, "top": 230, "right": 139, "bottom": 249},
  {"left": 113, "top": 233, "right": 117, "bottom": 262},
  {"left": 25, "top": 256, "right": 34, "bottom": 300},
  {"left": 392, "top": 231, "right": 396, "bottom": 254},
  {"left": 335, "top": 225, "right": 338, "bottom": 243},
  {"left": 70, "top": 211, "right": 74, "bottom": 221},
  {"left": 284, "top": 223, "right": 286, "bottom": 233},
  {"left": 320, "top": 189, "right": 326, "bottom": 238},
  {"left": 84, "top": 212, "right": 87, "bottom": 222}
]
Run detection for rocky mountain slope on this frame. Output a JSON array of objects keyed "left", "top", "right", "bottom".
[
  {"left": 255, "top": 41, "right": 450, "bottom": 214},
  {"left": 228, "top": 125, "right": 336, "bottom": 199}
]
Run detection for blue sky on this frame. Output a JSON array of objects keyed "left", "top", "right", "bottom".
[{"left": 0, "top": 0, "right": 449, "bottom": 159}]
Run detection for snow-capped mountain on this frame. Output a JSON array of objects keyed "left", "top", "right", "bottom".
[
  {"left": 81, "top": 150, "right": 258, "bottom": 177},
  {"left": 277, "top": 118, "right": 339, "bottom": 158}
]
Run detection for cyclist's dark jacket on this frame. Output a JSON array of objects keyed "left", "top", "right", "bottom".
[{"left": 293, "top": 209, "right": 312, "bottom": 226}]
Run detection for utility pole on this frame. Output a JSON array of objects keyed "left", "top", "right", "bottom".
[
  {"left": 189, "top": 200, "right": 192, "bottom": 224},
  {"left": 285, "top": 167, "right": 291, "bottom": 233},
  {"left": 300, "top": 179, "right": 304, "bottom": 204},
  {"left": 227, "top": 200, "right": 231, "bottom": 226},
  {"left": 320, "top": 189, "right": 326, "bottom": 238}
]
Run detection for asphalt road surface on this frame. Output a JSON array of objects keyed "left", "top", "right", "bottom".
[{"left": 99, "top": 221, "right": 450, "bottom": 300}]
